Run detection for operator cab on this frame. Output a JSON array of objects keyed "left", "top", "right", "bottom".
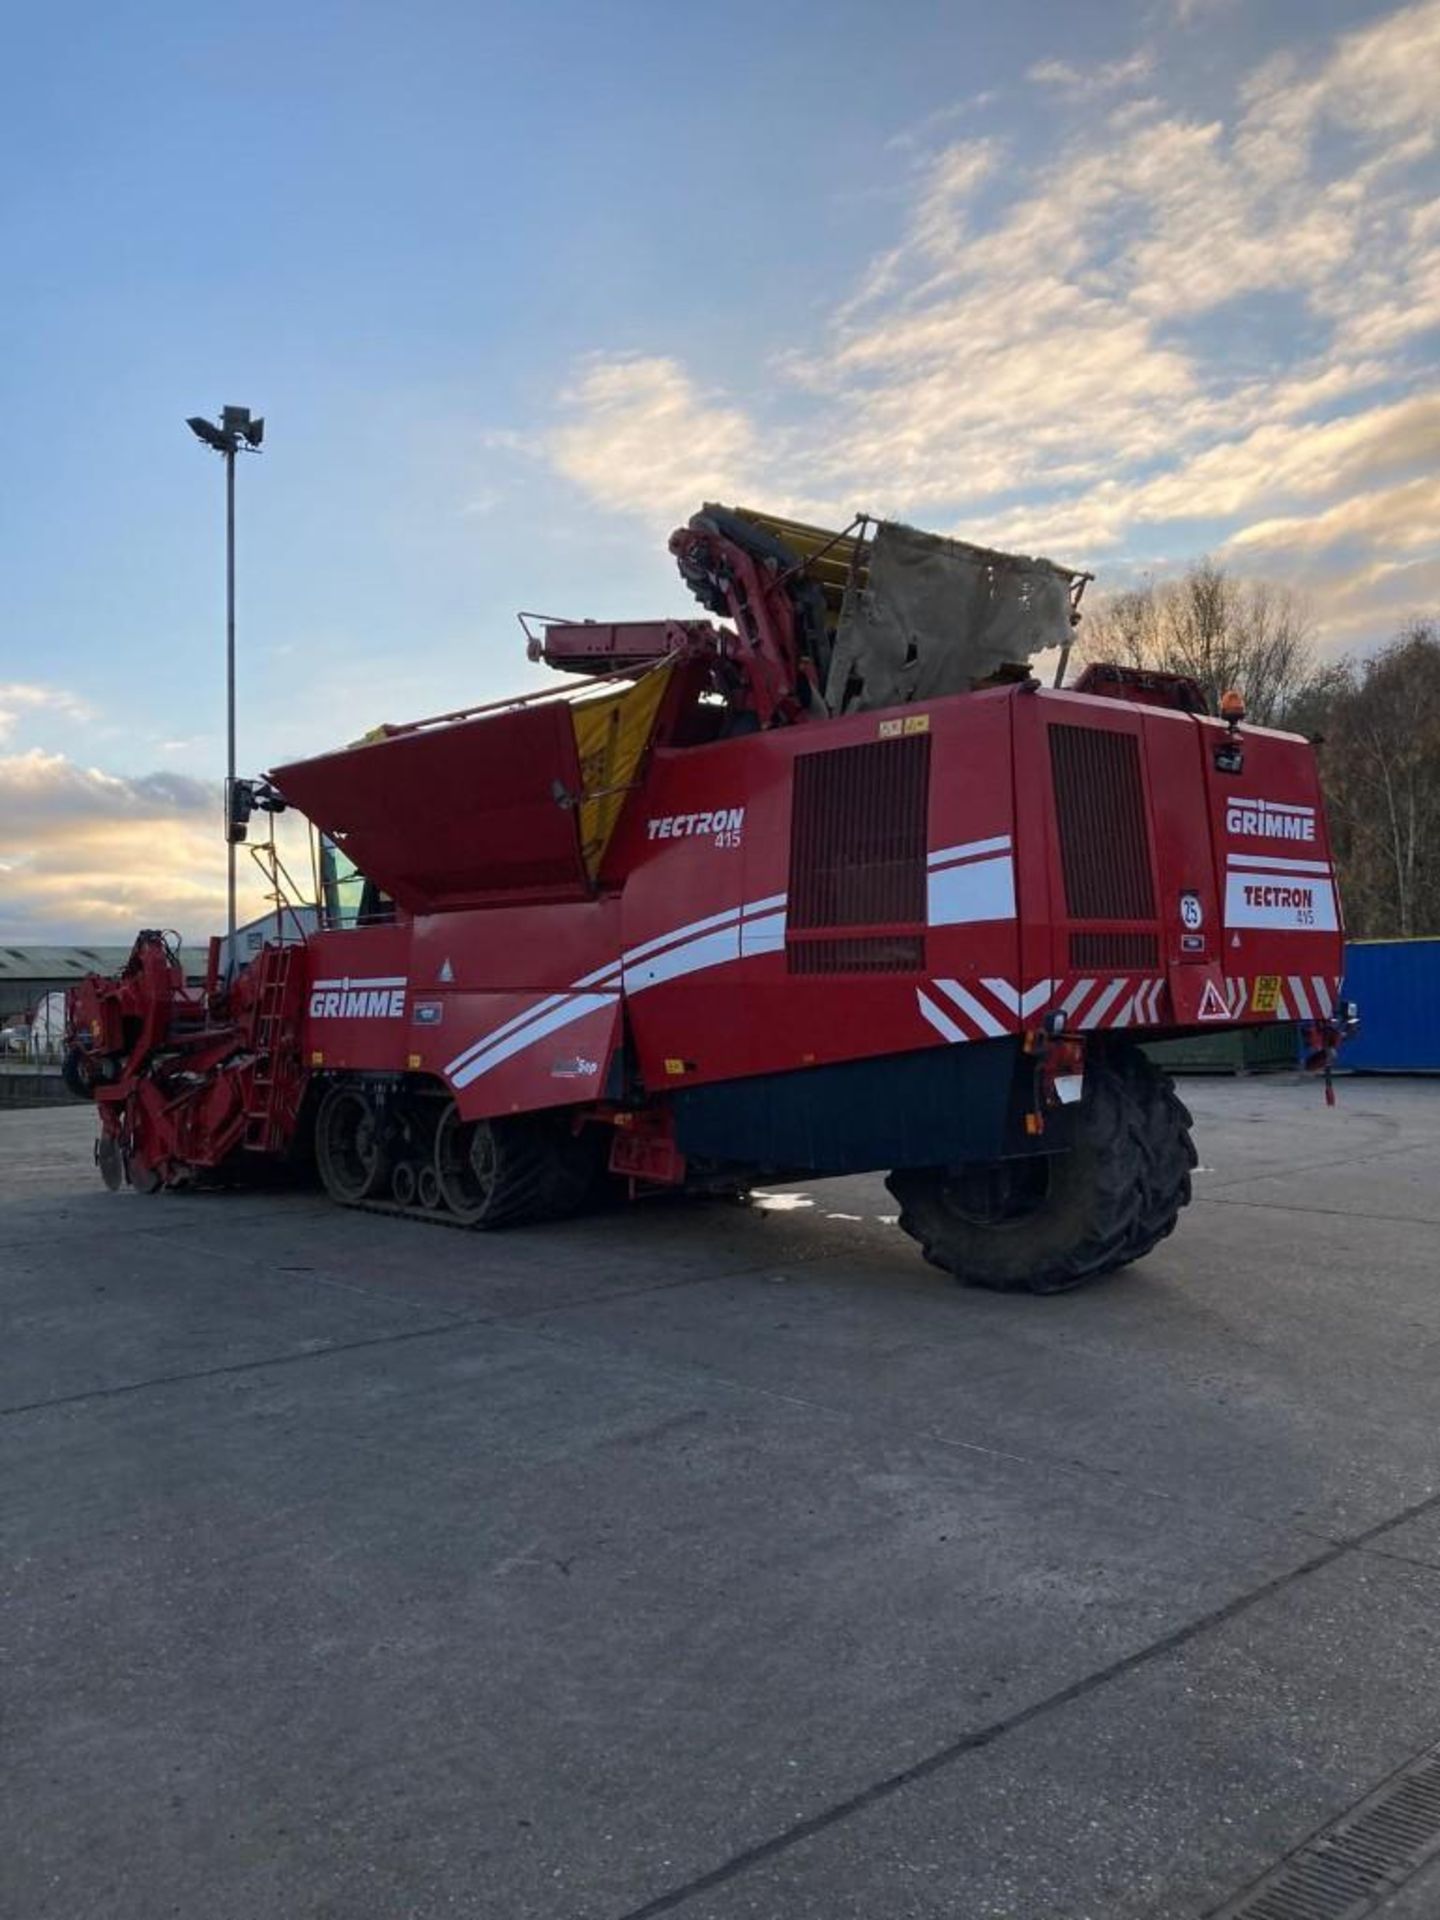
[{"left": 318, "top": 837, "right": 395, "bottom": 929}]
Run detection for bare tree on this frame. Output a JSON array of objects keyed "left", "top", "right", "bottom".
[
  {"left": 1082, "top": 560, "right": 1318, "bottom": 725},
  {"left": 1312, "top": 623, "right": 1440, "bottom": 938}
]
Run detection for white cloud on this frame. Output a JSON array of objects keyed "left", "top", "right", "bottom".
[
  {"left": 1026, "top": 49, "right": 1156, "bottom": 101},
  {"left": 0, "top": 683, "right": 92, "bottom": 743},
  {"left": 909, "top": 138, "right": 999, "bottom": 262},
  {"left": 885, "top": 95, "right": 998, "bottom": 155},
  {"left": 0, "top": 749, "right": 281, "bottom": 943},
  {"left": 1169, "top": 0, "right": 1238, "bottom": 23},
  {"left": 1228, "top": 472, "right": 1440, "bottom": 559},
  {"left": 546, "top": 356, "right": 764, "bottom": 523},
  {"left": 514, "top": 1, "right": 1439, "bottom": 649}
]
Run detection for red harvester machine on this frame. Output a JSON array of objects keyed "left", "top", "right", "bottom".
[{"left": 65, "top": 507, "right": 1350, "bottom": 1293}]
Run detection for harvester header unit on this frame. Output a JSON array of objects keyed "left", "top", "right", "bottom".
[{"left": 66, "top": 507, "right": 1349, "bottom": 1292}]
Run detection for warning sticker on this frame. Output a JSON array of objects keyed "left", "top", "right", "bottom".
[
  {"left": 1197, "top": 980, "right": 1229, "bottom": 1021},
  {"left": 1250, "top": 975, "right": 1281, "bottom": 1014},
  {"left": 878, "top": 712, "right": 931, "bottom": 739}
]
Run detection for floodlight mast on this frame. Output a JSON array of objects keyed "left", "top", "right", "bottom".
[{"left": 185, "top": 405, "right": 265, "bottom": 961}]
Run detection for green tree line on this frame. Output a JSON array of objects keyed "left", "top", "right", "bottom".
[{"left": 1081, "top": 563, "right": 1440, "bottom": 939}]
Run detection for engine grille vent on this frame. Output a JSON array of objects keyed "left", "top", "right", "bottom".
[
  {"left": 1049, "top": 724, "right": 1156, "bottom": 922},
  {"left": 788, "top": 734, "right": 929, "bottom": 974},
  {"left": 1070, "top": 931, "right": 1160, "bottom": 971},
  {"left": 788, "top": 935, "right": 926, "bottom": 976}
]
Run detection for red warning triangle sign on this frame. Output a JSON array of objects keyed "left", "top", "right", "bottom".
[{"left": 1196, "top": 979, "right": 1229, "bottom": 1021}]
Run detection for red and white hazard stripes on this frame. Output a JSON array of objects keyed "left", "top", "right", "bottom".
[
  {"left": 1222, "top": 975, "right": 1342, "bottom": 1020},
  {"left": 916, "top": 976, "right": 1048, "bottom": 1043},
  {"left": 1057, "top": 975, "right": 1167, "bottom": 1029},
  {"left": 914, "top": 973, "right": 1167, "bottom": 1044},
  {"left": 915, "top": 970, "right": 1189, "bottom": 1047}
]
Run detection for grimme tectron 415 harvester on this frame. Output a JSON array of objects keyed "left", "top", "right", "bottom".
[{"left": 65, "top": 507, "right": 1350, "bottom": 1292}]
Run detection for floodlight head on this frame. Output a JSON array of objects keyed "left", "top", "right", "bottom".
[
  {"left": 221, "top": 405, "right": 252, "bottom": 433},
  {"left": 186, "top": 415, "right": 232, "bottom": 453},
  {"left": 242, "top": 416, "right": 265, "bottom": 448}
]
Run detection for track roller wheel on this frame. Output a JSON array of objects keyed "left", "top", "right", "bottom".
[
  {"left": 432, "top": 1105, "right": 598, "bottom": 1229},
  {"left": 886, "top": 1044, "right": 1195, "bottom": 1295},
  {"left": 390, "top": 1162, "right": 418, "bottom": 1207},
  {"left": 417, "top": 1164, "right": 443, "bottom": 1211},
  {"left": 315, "top": 1082, "right": 391, "bottom": 1205}
]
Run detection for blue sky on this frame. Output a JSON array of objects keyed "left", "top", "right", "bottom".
[{"left": 1, "top": 0, "right": 1437, "bottom": 940}]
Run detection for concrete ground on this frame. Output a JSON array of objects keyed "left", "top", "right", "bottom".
[{"left": 5, "top": 1077, "right": 1440, "bottom": 1920}]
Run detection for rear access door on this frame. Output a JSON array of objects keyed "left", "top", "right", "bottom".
[{"left": 1014, "top": 691, "right": 1168, "bottom": 1035}]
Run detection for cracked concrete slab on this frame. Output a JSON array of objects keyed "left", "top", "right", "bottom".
[{"left": 4, "top": 1077, "right": 1440, "bottom": 1919}]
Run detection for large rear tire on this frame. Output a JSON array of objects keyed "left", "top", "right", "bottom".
[
  {"left": 1116, "top": 1047, "right": 1197, "bottom": 1263},
  {"left": 886, "top": 1047, "right": 1194, "bottom": 1294}
]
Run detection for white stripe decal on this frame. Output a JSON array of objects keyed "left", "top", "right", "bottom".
[
  {"left": 927, "top": 834, "right": 1012, "bottom": 870},
  {"left": 445, "top": 898, "right": 793, "bottom": 1082},
  {"left": 1225, "top": 871, "right": 1339, "bottom": 932},
  {"left": 1020, "top": 978, "right": 1055, "bottom": 1019},
  {"left": 740, "top": 911, "right": 786, "bottom": 957},
  {"left": 1288, "top": 977, "right": 1313, "bottom": 1019},
  {"left": 981, "top": 978, "right": 1055, "bottom": 1019},
  {"left": 1061, "top": 977, "right": 1096, "bottom": 1018},
  {"left": 1080, "top": 979, "right": 1127, "bottom": 1029},
  {"left": 982, "top": 978, "right": 1020, "bottom": 1015},
  {"left": 1273, "top": 983, "right": 1290, "bottom": 1019},
  {"left": 1230, "top": 797, "right": 1312, "bottom": 817},
  {"left": 450, "top": 992, "right": 616, "bottom": 1089},
  {"left": 625, "top": 925, "right": 741, "bottom": 991},
  {"left": 934, "top": 979, "right": 1008, "bottom": 1039},
  {"left": 916, "top": 989, "right": 968, "bottom": 1045},
  {"left": 1227, "top": 853, "right": 1332, "bottom": 874},
  {"left": 927, "top": 854, "right": 1015, "bottom": 928},
  {"left": 621, "top": 905, "right": 742, "bottom": 968},
  {"left": 444, "top": 992, "right": 571, "bottom": 1077},
  {"left": 1311, "top": 975, "right": 1330, "bottom": 1012},
  {"left": 311, "top": 975, "right": 407, "bottom": 990},
  {"left": 573, "top": 960, "right": 623, "bottom": 990}
]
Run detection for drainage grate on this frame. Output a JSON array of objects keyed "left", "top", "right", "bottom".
[{"left": 1212, "top": 1741, "right": 1440, "bottom": 1919}]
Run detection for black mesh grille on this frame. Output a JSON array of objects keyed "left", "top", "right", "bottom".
[
  {"left": 788, "top": 934, "right": 925, "bottom": 975},
  {"left": 1069, "top": 931, "right": 1160, "bottom": 970},
  {"left": 1048, "top": 724, "right": 1156, "bottom": 921},
  {"left": 787, "top": 734, "right": 929, "bottom": 974}
]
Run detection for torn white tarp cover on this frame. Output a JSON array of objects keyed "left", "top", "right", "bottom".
[{"left": 825, "top": 521, "right": 1075, "bottom": 714}]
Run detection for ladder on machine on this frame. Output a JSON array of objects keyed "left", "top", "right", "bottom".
[{"left": 243, "top": 943, "right": 302, "bottom": 1153}]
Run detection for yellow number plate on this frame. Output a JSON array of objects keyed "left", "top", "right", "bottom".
[{"left": 1251, "top": 975, "right": 1281, "bottom": 1014}]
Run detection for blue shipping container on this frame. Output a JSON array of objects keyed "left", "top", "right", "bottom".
[{"left": 1341, "top": 939, "right": 1440, "bottom": 1071}]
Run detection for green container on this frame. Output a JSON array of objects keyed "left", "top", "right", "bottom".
[{"left": 1144, "top": 1023, "right": 1299, "bottom": 1074}]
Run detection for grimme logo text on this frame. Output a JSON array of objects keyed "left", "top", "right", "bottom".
[
  {"left": 309, "top": 979, "right": 406, "bottom": 1018},
  {"left": 1226, "top": 798, "right": 1316, "bottom": 842}
]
